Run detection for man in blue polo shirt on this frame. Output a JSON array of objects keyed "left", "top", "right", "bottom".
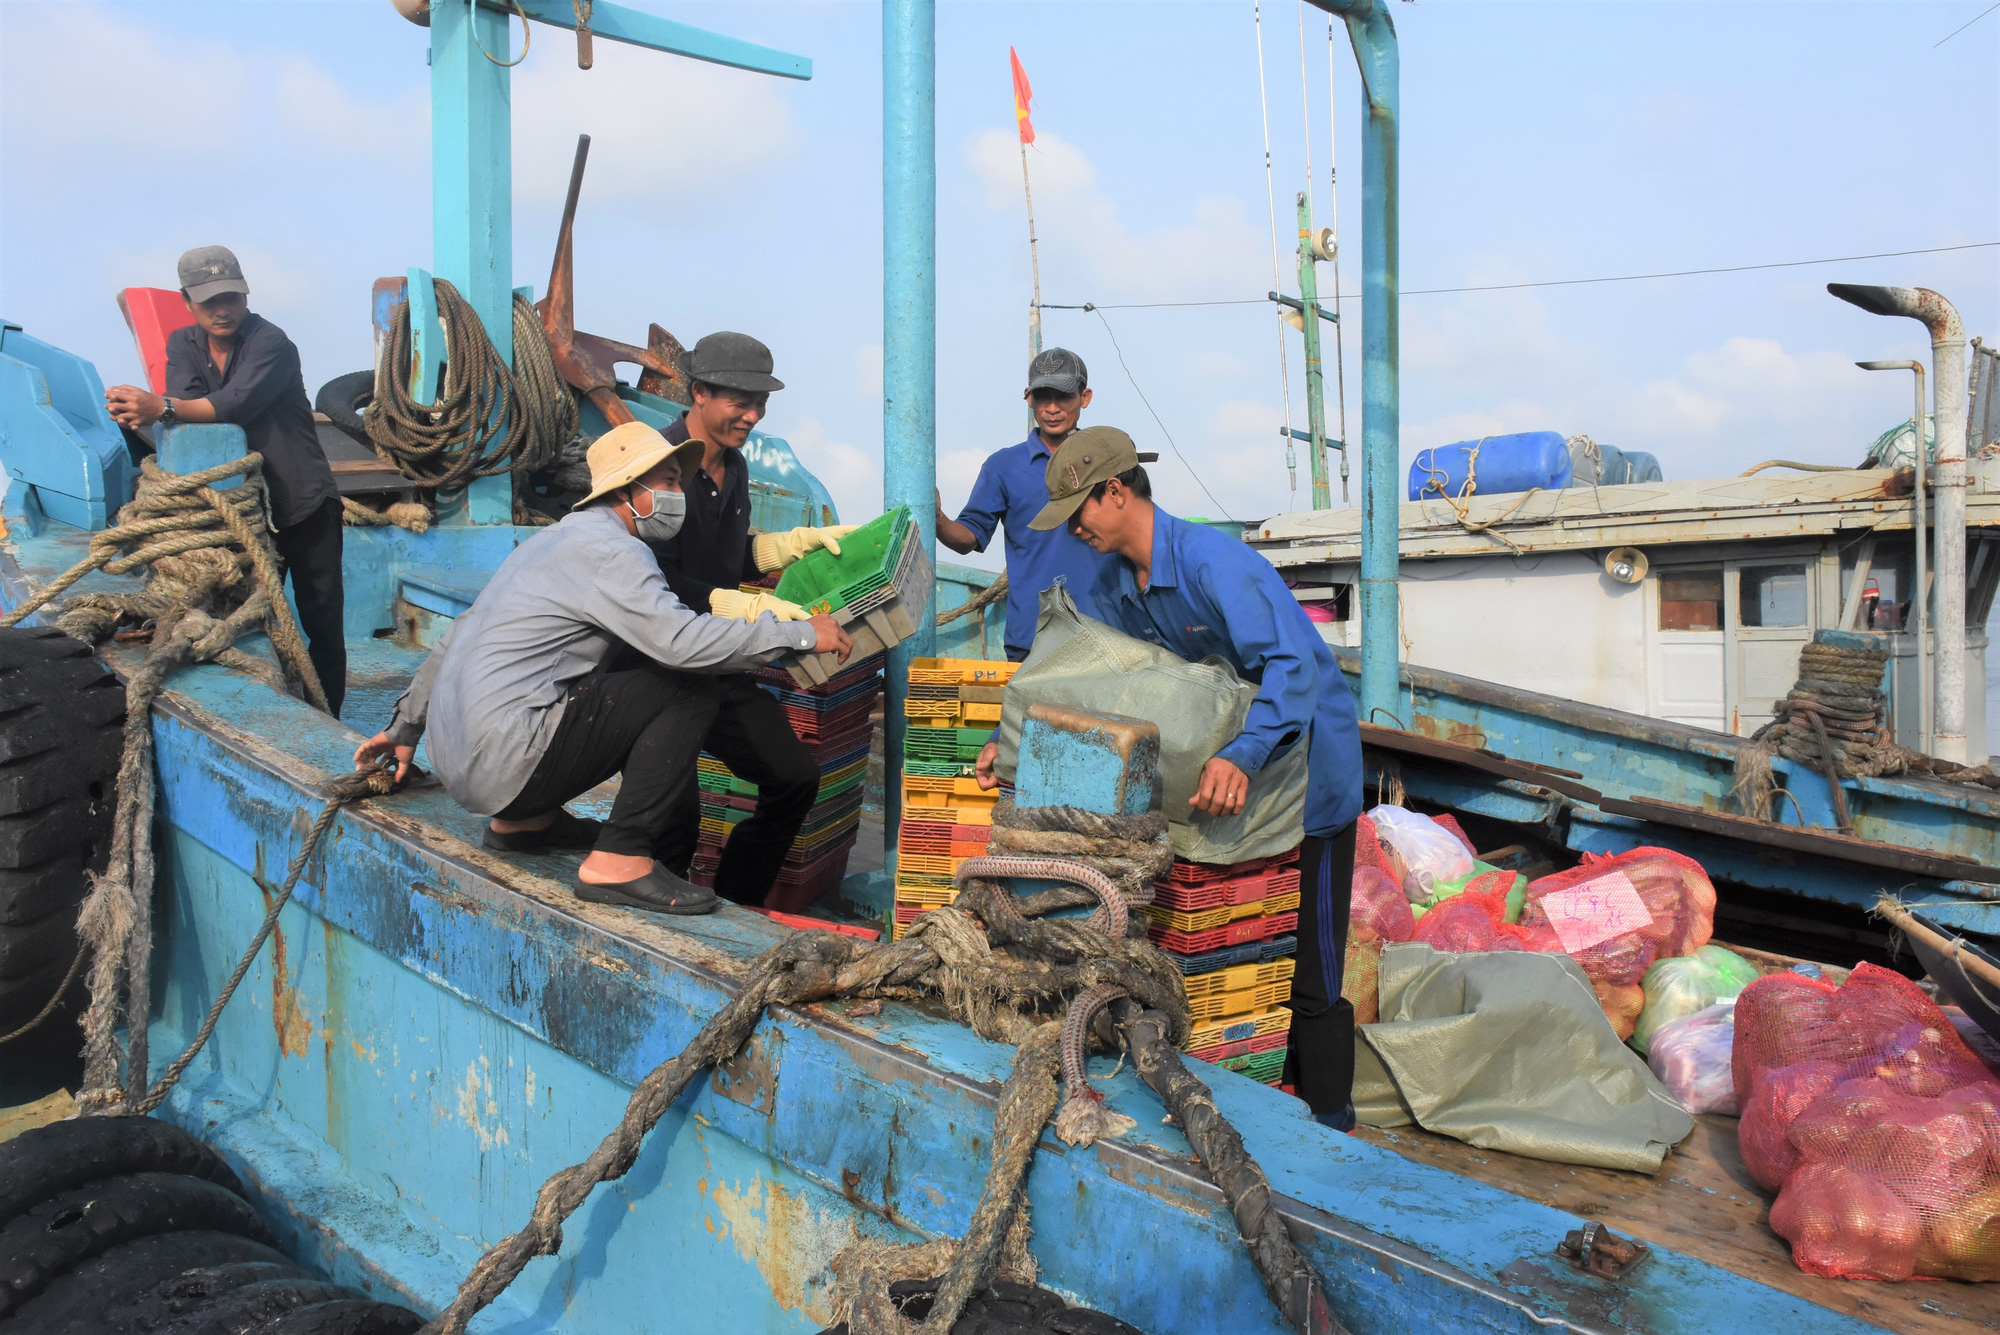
[
  {"left": 935, "top": 349, "right": 1149, "bottom": 660},
  {"left": 976, "top": 425, "right": 1365, "bottom": 1129}
]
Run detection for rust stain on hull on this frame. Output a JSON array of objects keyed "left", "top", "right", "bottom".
[{"left": 256, "top": 849, "right": 312, "bottom": 1058}]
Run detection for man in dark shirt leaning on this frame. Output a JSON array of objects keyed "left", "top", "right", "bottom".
[
  {"left": 644, "top": 332, "right": 856, "bottom": 904},
  {"left": 104, "top": 246, "right": 346, "bottom": 716}
]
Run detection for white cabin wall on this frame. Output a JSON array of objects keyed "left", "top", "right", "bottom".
[{"left": 1387, "top": 553, "right": 1650, "bottom": 712}]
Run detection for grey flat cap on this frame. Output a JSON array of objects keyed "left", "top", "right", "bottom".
[
  {"left": 177, "top": 245, "right": 249, "bottom": 304},
  {"left": 684, "top": 331, "right": 784, "bottom": 393}
]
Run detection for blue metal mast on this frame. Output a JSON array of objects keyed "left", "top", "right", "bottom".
[
  {"left": 881, "top": 0, "right": 937, "bottom": 850},
  {"left": 1313, "top": 0, "right": 1400, "bottom": 727}
]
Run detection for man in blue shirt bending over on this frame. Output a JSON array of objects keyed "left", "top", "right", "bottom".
[
  {"left": 978, "top": 425, "right": 1365, "bottom": 1129},
  {"left": 934, "top": 348, "right": 1150, "bottom": 660}
]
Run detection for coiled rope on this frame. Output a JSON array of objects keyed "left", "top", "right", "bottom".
[
  {"left": 0, "top": 453, "right": 338, "bottom": 1070},
  {"left": 420, "top": 799, "right": 1347, "bottom": 1335},
  {"left": 365, "top": 282, "right": 577, "bottom": 494},
  {"left": 1731, "top": 640, "right": 2000, "bottom": 824}
]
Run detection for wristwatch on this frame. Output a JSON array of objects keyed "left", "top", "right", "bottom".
[{"left": 157, "top": 398, "right": 178, "bottom": 427}]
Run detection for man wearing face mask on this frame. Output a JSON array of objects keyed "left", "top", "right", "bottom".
[
  {"left": 645, "top": 332, "right": 859, "bottom": 904},
  {"left": 353, "top": 421, "right": 853, "bottom": 914}
]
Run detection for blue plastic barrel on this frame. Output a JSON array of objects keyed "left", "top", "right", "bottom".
[{"left": 1408, "top": 431, "right": 1573, "bottom": 501}]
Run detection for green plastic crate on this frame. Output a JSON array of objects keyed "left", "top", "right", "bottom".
[
  {"left": 774, "top": 507, "right": 910, "bottom": 616},
  {"left": 904, "top": 725, "right": 990, "bottom": 763},
  {"left": 1214, "top": 1047, "right": 1286, "bottom": 1083}
]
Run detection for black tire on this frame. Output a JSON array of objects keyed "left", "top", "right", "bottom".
[
  {"left": 0, "top": 625, "right": 123, "bottom": 1024},
  {"left": 152, "top": 1278, "right": 353, "bottom": 1334},
  {"left": 0, "top": 1116, "right": 244, "bottom": 1227},
  {"left": 12, "top": 1233, "right": 298, "bottom": 1335},
  {"left": 0, "top": 1172, "right": 271, "bottom": 1316},
  {"left": 263, "top": 1298, "right": 427, "bottom": 1335},
  {"left": 314, "top": 372, "right": 375, "bottom": 446}
]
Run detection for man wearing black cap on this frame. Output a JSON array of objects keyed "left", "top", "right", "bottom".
[
  {"left": 104, "top": 246, "right": 345, "bottom": 716},
  {"left": 643, "top": 331, "right": 857, "bottom": 905},
  {"left": 934, "top": 347, "right": 1119, "bottom": 661}
]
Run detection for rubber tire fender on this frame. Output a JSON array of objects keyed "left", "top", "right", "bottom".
[
  {"left": 152, "top": 1277, "right": 355, "bottom": 1335},
  {"left": 0, "top": 1116, "right": 245, "bottom": 1228},
  {"left": 263, "top": 1298, "right": 428, "bottom": 1335},
  {"left": 0, "top": 1172, "right": 272, "bottom": 1316},
  {"left": 314, "top": 372, "right": 375, "bottom": 447},
  {"left": 12, "top": 1232, "right": 298, "bottom": 1335}
]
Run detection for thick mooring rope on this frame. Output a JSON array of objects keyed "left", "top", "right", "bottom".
[
  {"left": 366, "top": 284, "right": 577, "bottom": 493},
  {"left": 421, "top": 806, "right": 1344, "bottom": 1335},
  {"left": 1731, "top": 639, "right": 2000, "bottom": 822}
]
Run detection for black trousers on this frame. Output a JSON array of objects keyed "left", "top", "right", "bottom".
[
  {"left": 656, "top": 674, "right": 820, "bottom": 906},
  {"left": 1288, "top": 821, "right": 1357, "bottom": 1116},
  {"left": 496, "top": 661, "right": 720, "bottom": 859},
  {"left": 271, "top": 496, "right": 347, "bottom": 718}
]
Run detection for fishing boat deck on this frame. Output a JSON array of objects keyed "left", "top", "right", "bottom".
[{"left": 1355, "top": 1116, "right": 2000, "bottom": 1335}]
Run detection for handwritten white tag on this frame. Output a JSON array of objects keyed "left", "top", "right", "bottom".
[{"left": 1540, "top": 870, "right": 1654, "bottom": 954}]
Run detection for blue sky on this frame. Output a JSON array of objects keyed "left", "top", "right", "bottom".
[{"left": 3, "top": 0, "right": 1994, "bottom": 565}]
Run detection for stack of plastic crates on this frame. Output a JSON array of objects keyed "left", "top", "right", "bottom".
[
  {"left": 691, "top": 655, "right": 884, "bottom": 910},
  {"left": 1140, "top": 848, "right": 1302, "bottom": 1085},
  {"left": 772, "top": 507, "right": 934, "bottom": 688},
  {"left": 891, "top": 656, "right": 1019, "bottom": 939}
]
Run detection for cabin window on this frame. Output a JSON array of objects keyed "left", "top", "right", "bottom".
[
  {"left": 1738, "top": 565, "right": 1809, "bottom": 628},
  {"left": 1659, "top": 569, "right": 1723, "bottom": 632}
]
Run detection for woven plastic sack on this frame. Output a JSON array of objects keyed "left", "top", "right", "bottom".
[
  {"left": 1345, "top": 937, "right": 1383, "bottom": 1026},
  {"left": 996, "top": 585, "right": 1307, "bottom": 864},
  {"left": 1647, "top": 1001, "right": 1739, "bottom": 1115},
  {"left": 1520, "top": 848, "right": 1715, "bottom": 984},
  {"left": 1733, "top": 962, "right": 2000, "bottom": 1281},
  {"left": 1369, "top": 805, "right": 1475, "bottom": 902},
  {"left": 1630, "top": 945, "right": 1761, "bottom": 1055},
  {"left": 1350, "top": 865, "right": 1415, "bottom": 944}
]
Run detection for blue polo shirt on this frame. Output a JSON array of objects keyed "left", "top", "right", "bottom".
[
  {"left": 955, "top": 432, "right": 1119, "bottom": 658},
  {"left": 1080, "top": 508, "right": 1363, "bottom": 837}
]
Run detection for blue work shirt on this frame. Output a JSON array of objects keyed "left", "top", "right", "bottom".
[
  {"left": 955, "top": 432, "right": 1118, "bottom": 658},
  {"left": 1081, "top": 509, "right": 1363, "bottom": 837}
]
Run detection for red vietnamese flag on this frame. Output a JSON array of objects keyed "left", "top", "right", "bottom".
[{"left": 1010, "top": 47, "right": 1035, "bottom": 145}]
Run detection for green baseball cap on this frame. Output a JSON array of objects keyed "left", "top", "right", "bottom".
[{"left": 1028, "top": 426, "right": 1158, "bottom": 531}]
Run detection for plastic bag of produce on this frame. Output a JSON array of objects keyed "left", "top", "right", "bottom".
[
  {"left": 1350, "top": 865, "right": 1415, "bottom": 944},
  {"left": 1410, "top": 891, "right": 1526, "bottom": 953},
  {"left": 1520, "top": 848, "right": 1715, "bottom": 983},
  {"left": 1345, "top": 936, "right": 1383, "bottom": 1026},
  {"left": 1647, "top": 1001, "right": 1739, "bottom": 1114},
  {"left": 1630, "top": 945, "right": 1761, "bottom": 1054},
  {"left": 1594, "top": 980, "right": 1647, "bottom": 1042},
  {"left": 1368, "top": 805, "right": 1475, "bottom": 901},
  {"left": 1733, "top": 961, "right": 2000, "bottom": 1280}
]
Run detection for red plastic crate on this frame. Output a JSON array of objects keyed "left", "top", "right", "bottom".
[
  {"left": 749, "top": 908, "right": 880, "bottom": 942},
  {"left": 899, "top": 825, "right": 952, "bottom": 856},
  {"left": 949, "top": 839, "right": 990, "bottom": 859},
  {"left": 1151, "top": 866, "right": 1302, "bottom": 912},
  {"left": 1163, "top": 847, "right": 1300, "bottom": 886},
  {"left": 1186, "top": 1029, "right": 1289, "bottom": 1064},
  {"left": 1146, "top": 910, "right": 1298, "bottom": 955}
]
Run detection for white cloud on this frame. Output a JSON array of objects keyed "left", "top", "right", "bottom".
[
  {"left": 967, "top": 128, "right": 1267, "bottom": 303},
  {"left": 511, "top": 38, "right": 794, "bottom": 205},
  {"left": 854, "top": 345, "right": 883, "bottom": 399},
  {"left": 782, "top": 416, "right": 880, "bottom": 527}
]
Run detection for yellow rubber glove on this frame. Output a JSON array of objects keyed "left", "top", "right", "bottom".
[
  {"left": 708, "top": 588, "right": 814, "bottom": 622},
  {"left": 751, "top": 524, "right": 861, "bottom": 573}
]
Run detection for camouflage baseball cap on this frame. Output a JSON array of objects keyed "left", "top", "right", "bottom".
[
  {"left": 1028, "top": 425, "right": 1158, "bottom": 531},
  {"left": 177, "top": 246, "right": 249, "bottom": 304},
  {"left": 1026, "top": 346, "right": 1087, "bottom": 395}
]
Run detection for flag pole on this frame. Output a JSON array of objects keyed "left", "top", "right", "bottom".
[{"left": 1021, "top": 136, "right": 1042, "bottom": 364}]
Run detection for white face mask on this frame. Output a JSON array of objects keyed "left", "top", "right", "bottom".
[{"left": 627, "top": 487, "right": 685, "bottom": 542}]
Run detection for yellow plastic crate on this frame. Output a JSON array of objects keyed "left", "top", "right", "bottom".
[
  {"left": 903, "top": 775, "right": 991, "bottom": 797},
  {"left": 898, "top": 853, "right": 968, "bottom": 877},
  {"left": 1230, "top": 890, "right": 1300, "bottom": 921},
  {"left": 901, "top": 805, "right": 959, "bottom": 824},
  {"left": 949, "top": 801, "right": 995, "bottom": 825},
  {"left": 1181, "top": 958, "right": 1297, "bottom": 1002},
  {"left": 909, "top": 657, "right": 1019, "bottom": 685},
  {"left": 1187, "top": 979, "right": 1294, "bottom": 1023},
  {"left": 1136, "top": 902, "right": 1232, "bottom": 933},
  {"left": 904, "top": 699, "right": 962, "bottom": 720},
  {"left": 895, "top": 882, "right": 958, "bottom": 906},
  {"left": 962, "top": 702, "right": 1002, "bottom": 724},
  {"left": 1183, "top": 1006, "right": 1293, "bottom": 1054}
]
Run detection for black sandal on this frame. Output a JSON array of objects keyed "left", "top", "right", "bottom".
[
  {"left": 574, "top": 863, "right": 720, "bottom": 915},
  {"left": 483, "top": 810, "right": 603, "bottom": 852}
]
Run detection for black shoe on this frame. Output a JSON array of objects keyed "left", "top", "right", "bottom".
[
  {"left": 483, "top": 810, "right": 604, "bottom": 852},
  {"left": 1313, "top": 1104, "right": 1358, "bottom": 1134},
  {"left": 574, "top": 862, "right": 720, "bottom": 915}
]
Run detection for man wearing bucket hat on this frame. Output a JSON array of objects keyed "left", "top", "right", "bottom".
[
  {"left": 104, "top": 245, "right": 345, "bottom": 715},
  {"left": 642, "top": 331, "right": 861, "bottom": 903},
  {"left": 972, "top": 425, "right": 1365, "bottom": 1129},
  {"left": 354, "top": 421, "right": 852, "bottom": 915},
  {"left": 934, "top": 348, "right": 1122, "bottom": 660}
]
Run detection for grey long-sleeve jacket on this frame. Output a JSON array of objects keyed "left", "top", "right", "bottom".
[{"left": 385, "top": 505, "right": 814, "bottom": 816}]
